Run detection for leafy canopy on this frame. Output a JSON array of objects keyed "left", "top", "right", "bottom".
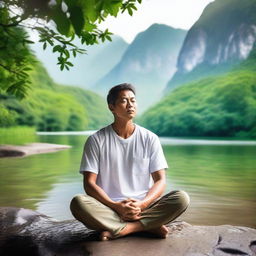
[{"left": 0, "top": 0, "right": 142, "bottom": 99}]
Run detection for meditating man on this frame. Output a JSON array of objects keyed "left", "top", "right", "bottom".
[{"left": 70, "top": 83, "right": 190, "bottom": 240}]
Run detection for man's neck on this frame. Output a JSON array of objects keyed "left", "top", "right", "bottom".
[{"left": 112, "top": 120, "right": 135, "bottom": 139}]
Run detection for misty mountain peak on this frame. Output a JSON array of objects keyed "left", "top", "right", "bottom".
[
  {"left": 94, "top": 23, "right": 187, "bottom": 112},
  {"left": 166, "top": 0, "right": 256, "bottom": 90}
]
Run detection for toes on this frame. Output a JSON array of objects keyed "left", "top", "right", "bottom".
[
  {"left": 101, "top": 236, "right": 110, "bottom": 241},
  {"left": 100, "top": 231, "right": 113, "bottom": 241}
]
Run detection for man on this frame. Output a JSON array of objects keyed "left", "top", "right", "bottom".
[{"left": 70, "top": 83, "right": 190, "bottom": 240}]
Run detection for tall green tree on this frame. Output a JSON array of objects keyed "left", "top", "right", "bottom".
[{"left": 0, "top": 0, "right": 142, "bottom": 99}]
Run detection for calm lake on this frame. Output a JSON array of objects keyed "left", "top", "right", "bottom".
[{"left": 0, "top": 131, "right": 255, "bottom": 228}]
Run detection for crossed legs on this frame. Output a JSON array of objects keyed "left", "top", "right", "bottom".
[{"left": 70, "top": 190, "right": 190, "bottom": 240}]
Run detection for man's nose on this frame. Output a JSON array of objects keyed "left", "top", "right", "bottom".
[{"left": 127, "top": 100, "right": 133, "bottom": 107}]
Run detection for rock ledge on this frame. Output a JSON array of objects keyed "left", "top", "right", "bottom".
[
  {"left": 0, "top": 143, "right": 71, "bottom": 158},
  {"left": 0, "top": 207, "right": 255, "bottom": 256}
]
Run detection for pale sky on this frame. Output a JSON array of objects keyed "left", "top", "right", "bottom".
[{"left": 99, "top": 0, "right": 214, "bottom": 43}]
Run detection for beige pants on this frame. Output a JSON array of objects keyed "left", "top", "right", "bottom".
[{"left": 70, "top": 190, "right": 190, "bottom": 237}]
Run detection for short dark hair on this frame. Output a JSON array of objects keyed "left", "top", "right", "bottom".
[{"left": 107, "top": 83, "right": 136, "bottom": 105}]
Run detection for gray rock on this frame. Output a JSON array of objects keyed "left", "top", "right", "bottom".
[
  {"left": 0, "top": 207, "right": 255, "bottom": 256},
  {"left": 0, "top": 143, "right": 71, "bottom": 158}
]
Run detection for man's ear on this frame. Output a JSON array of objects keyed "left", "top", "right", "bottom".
[{"left": 108, "top": 104, "right": 114, "bottom": 113}]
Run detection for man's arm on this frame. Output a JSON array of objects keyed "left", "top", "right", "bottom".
[
  {"left": 130, "top": 169, "right": 166, "bottom": 210},
  {"left": 83, "top": 171, "right": 115, "bottom": 208},
  {"left": 83, "top": 172, "right": 141, "bottom": 220}
]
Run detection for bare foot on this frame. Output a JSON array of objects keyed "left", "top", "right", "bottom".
[
  {"left": 100, "top": 222, "right": 145, "bottom": 241},
  {"left": 147, "top": 225, "right": 169, "bottom": 238},
  {"left": 99, "top": 223, "right": 168, "bottom": 241}
]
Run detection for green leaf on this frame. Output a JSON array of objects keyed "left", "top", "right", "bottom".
[
  {"left": 103, "top": 0, "right": 122, "bottom": 16},
  {"left": 23, "top": 67, "right": 32, "bottom": 71},
  {"left": 77, "top": 49, "right": 87, "bottom": 54},
  {"left": 58, "top": 56, "right": 65, "bottom": 64},
  {"left": 128, "top": 7, "right": 133, "bottom": 16},
  {"left": 6, "top": 80, "right": 27, "bottom": 99},
  {"left": 43, "top": 42, "right": 47, "bottom": 50},
  {"left": 53, "top": 45, "right": 62, "bottom": 53},
  {"left": 81, "top": 31, "right": 97, "bottom": 45},
  {"left": 81, "top": 0, "right": 98, "bottom": 23},
  {"left": 66, "top": 41, "right": 76, "bottom": 47},
  {"left": 68, "top": 6, "right": 85, "bottom": 36},
  {"left": 17, "top": 71, "right": 28, "bottom": 79},
  {"left": 35, "top": 27, "right": 46, "bottom": 33},
  {"left": 50, "top": 5, "right": 71, "bottom": 36},
  {"left": 24, "top": 40, "right": 34, "bottom": 44},
  {"left": 64, "top": 49, "right": 70, "bottom": 58},
  {"left": 131, "top": 5, "right": 137, "bottom": 10},
  {"left": 46, "top": 38, "right": 54, "bottom": 46},
  {"left": 66, "top": 61, "right": 73, "bottom": 67},
  {"left": 106, "top": 35, "right": 112, "bottom": 41},
  {"left": 84, "top": 22, "right": 97, "bottom": 32}
]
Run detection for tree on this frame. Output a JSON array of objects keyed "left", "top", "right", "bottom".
[{"left": 0, "top": 0, "right": 142, "bottom": 99}]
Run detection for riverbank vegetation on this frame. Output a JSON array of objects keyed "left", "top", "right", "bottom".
[
  {"left": 140, "top": 49, "right": 256, "bottom": 138},
  {"left": 0, "top": 126, "right": 38, "bottom": 145},
  {"left": 0, "top": 60, "right": 112, "bottom": 131},
  {"left": 0, "top": 126, "right": 36, "bottom": 137}
]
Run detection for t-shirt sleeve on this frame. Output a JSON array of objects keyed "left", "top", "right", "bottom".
[
  {"left": 149, "top": 135, "right": 168, "bottom": 173},
  {"left": 79, "top": 135, "right": 99, "bottom": 174}
]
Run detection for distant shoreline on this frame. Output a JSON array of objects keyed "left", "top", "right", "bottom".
[
  {"left": 159, "top": 137, "right": 256, "bottom": 146},
  {"left": 0, "top": 143, "right": 71, "bottom": 158},
  {"left": 36, "top": 130, "right": 97, "bottom": 136},
  {"left": 38, "top": 131, "right": 256, "bottom": 146},
  {"left": 1, "top": 130, "right": 254, "bottom": 158}
]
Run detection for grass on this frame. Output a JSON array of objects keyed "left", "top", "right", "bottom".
[
  {"left": 0, "top": 126, "right": 36, "bottom": 137},
  {"left": 0, "top": 126, "right": 38, "bottom": 145}
]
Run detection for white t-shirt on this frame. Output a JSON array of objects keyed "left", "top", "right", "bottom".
[{"left": 79, "top": 124, "right": 168, "bottom": 201}]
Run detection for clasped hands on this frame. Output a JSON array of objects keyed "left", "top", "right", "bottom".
[{"left": 113, "top": 198, "right": 144, "bottom": 221}]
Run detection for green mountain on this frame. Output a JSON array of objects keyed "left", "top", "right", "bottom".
[
  {"left": 165, "top": 0, "right": 256, "bottom": 91},
  {"left": 30, "top": 35, "right": 128, "bottom": 88},
  {"left": 94, "top": 24, "right": 187, "bottom": 113},
  {"left": 140, "top": 48, "right": 256, "bottom": 138},
  {"left": 1, "top": 59, "right": 112, "bottom": 131}
]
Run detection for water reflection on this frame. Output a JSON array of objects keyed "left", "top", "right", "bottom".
[
  {"left": 164, "top": 144, "right": 256, "bottom": 227},
  {"left": 36, "top": 180, "right": 84, "bottom": 220},
  {"left": 0, "top": 134, "right": 255, "bottom": 228}
]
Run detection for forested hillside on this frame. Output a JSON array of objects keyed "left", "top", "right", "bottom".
[
  {"left": 166, "top": 0, "right": 256, "bottom": 91},
  {"left": 140, "top": 49, "right": 256, "bottom": 138},
  {"left": 0, "top": 59, "right": 111, "bottom": 131}
]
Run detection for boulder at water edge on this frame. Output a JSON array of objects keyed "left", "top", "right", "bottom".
[{"left": 0, "top": 207, "right": 255, "bottom": 256}]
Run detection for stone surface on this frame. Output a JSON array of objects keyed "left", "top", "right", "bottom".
[
  {"left": 0, "top": 207, "right": 255, "bottom": 256},
  {"left": 0, "top": 143, "right": 71, "bottom": 158}
]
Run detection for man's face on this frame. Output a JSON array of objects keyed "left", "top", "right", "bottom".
[{"left": 109, "top": 90, "right": 137, "bottom": 120}]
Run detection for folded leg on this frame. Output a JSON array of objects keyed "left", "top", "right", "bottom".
[
  {"left": 70, "top": 194, "right": 126, "bottom": 237},
  {"left": 140, "top": 190, "right": 190, "bottom": 230}
]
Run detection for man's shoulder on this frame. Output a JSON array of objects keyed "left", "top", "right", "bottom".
[
  {"left": 87, "top": 125, "right": 111, "bottom": 141},
  {"left": 136, "top": 124, "right": 158, "bottom": 140}
]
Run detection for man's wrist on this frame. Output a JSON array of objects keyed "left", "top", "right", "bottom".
[
  {"left": 139, "top": 200, "right": 148, "bottom": 210},
  {"left": 108, "top": 200, "right": 119, "bottom": 210}
]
